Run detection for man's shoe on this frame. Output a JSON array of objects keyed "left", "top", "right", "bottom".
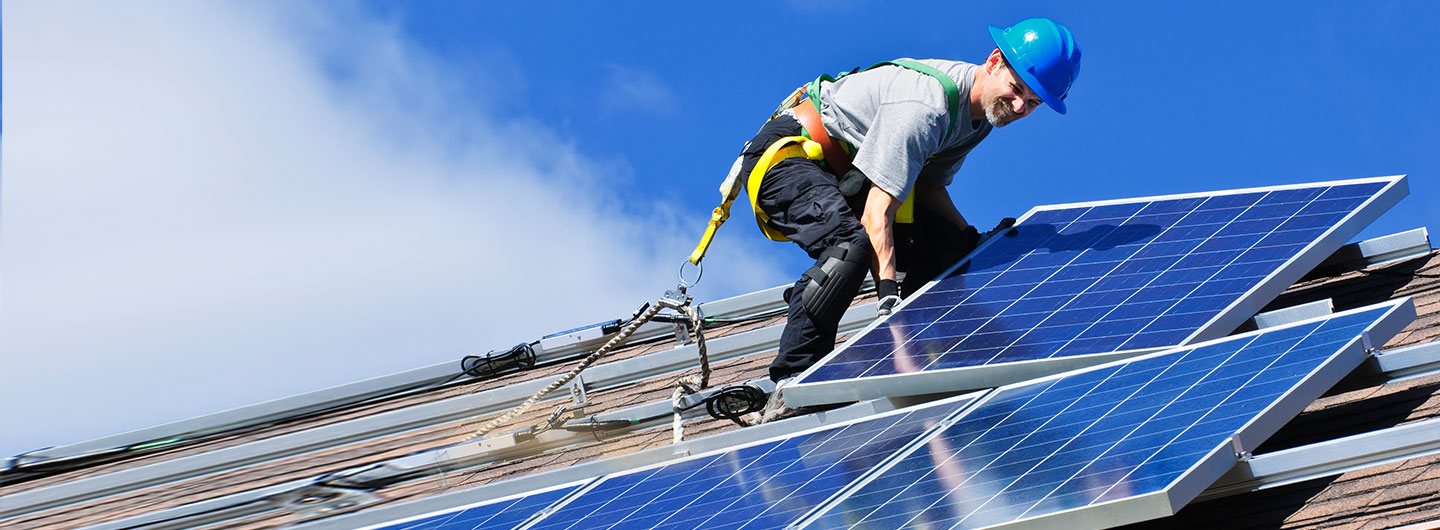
[{"left": 755, "top": 377, "right": 809, "bottom": 424}]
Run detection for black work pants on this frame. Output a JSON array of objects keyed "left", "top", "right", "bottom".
[{"left": 737, "top": 115, "right": 872, "bottom": 382}]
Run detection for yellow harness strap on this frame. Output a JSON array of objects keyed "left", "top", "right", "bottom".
[
  {"left": 687, "top": 131, "right": 915, "bottom": 264},
  {"left": 747, "top": 136, "right": 824, "bottom": 242},
  {"left": 688, "top": 204, "right": 731, "bottom": 265},
  {"left": 896, "top": 193, "right": 916, "bottom": 223}
]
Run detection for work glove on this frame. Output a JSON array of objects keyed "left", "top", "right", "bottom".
[
  {"left": 949, "top": 217, "right": 1014, "bottom": 262},
  {"left": 955, "top": 225, "right": 982, "bottom": 257},
  {"left": 980, "top": 217, "right": 1018, "bottom": 244},
  {"left": 876, "top": 279, "right": 901, "bottom": 316}
]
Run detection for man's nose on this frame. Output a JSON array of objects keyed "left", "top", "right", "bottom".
[{"left": 1012, "top": 96, "right": 1028, "bottom": 115}]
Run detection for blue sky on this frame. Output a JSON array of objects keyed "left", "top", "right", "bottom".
[
  {"left": 366, "top": 0, "right": 1438, "bottom": 247},
  {"left": 2, "top": 1, "right": 1437, "bottom": 458}
]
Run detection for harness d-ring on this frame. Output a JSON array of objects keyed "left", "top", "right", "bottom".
[{"left": 678, "top": 260, "right": 703, "bottom": 289}]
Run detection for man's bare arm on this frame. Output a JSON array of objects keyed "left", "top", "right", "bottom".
[{"left": 860, "top": 184, "right": 902, "bottom": 282}]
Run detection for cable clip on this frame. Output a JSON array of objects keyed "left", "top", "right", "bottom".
[{"left": 535, "top": 405, "right": 569, "bottom": 435}]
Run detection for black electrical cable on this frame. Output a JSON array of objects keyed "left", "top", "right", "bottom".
[
  {"left": 704, "top": 385, "right": 769, "bottom": 425},
  {"left": 559, "top": 418, "right": 634, "bottom": 432},
  {"left": 671, "top": 384, "right": 768, "bottom": 426},
  {"left": 614, "top": 302, "right": 652, "bottom": 328},
  {"left": 700, "top": 307, "right": 790, "bottom": 326},
  {"left": 458, "top": 342, "right": 538, "bottom": 379}
]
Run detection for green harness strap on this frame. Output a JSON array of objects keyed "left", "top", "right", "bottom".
[{"left": 804, "top": 59, "right": 963, "bottom": 145}]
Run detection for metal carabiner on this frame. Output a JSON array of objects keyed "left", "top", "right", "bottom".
[{"left": 678, "top": 259, "right": 703, "bottom": 290}]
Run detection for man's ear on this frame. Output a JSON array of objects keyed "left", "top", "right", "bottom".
[{"left": 985, "top": 48, "right": 1005, "bottom": 72}]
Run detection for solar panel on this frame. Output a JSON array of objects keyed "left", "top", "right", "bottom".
[
  {"left": 360, "top": 483, "right": 582, "bottom": 530},
  {"left": 795, "top": 299, "right": 1415, "bottom": 530},
  {"left": 518, "top": 393, "right": 979, "bottom": 530},
  {"left": 785, "top": 176, "right": 1407, "bottom": 407}
]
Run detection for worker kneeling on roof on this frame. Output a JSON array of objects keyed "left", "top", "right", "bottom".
[{"left": 739, "top": 18, "right": 1081, "bottom": 418}]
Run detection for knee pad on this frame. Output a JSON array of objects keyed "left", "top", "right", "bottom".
[{"left": 800, "top": 241, "right": 872, "bottom": 325}]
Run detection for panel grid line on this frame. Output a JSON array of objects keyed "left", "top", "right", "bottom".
[
  {"left": 521, "top": 401, "right": 964, "bottom": 530},
  {"left": 886, "top": 206, "right": 1109, "bottom": 373},
  {"left": 1043, "top": 190, "right": 1313, "bottom": 356},
  {"left": 792, "top": 179, "right": 1396, "bottom": 391},
  {"left": 881, "top": 334, "right": 1262, "bottom": 530},
  {"left": 971, "top": 333, "right": 1262, "bottom": 525},
  {"left": 799, "top": 379, "right": 1080, "bottom": 529},
  {"left": 652, "top": 417, "right": 901, "bottom": 530},
  {"left": 1010, "top": 332, "right": 1271, "bottom": 520},
  {"left": 802, "top": 304, "right": 1399, "bottom": 530},
  {"left": 697, "top": 411, "right": 937, "bottom": 530},
  {"left": 1088, "top": 320, "right": 1334, "bottom": 504},
  {"left": 882, "top": 371, "right": 1140, "bottom": 529},
  {"left": 643, "top": 440, "right": 793, "bottom": 530},
  {"left": 974, "top": 198, "right": 1221, "bottom": 365},
  {"left": 1121, "top": 192, "right": 1334, "bottom": 344},
  {"left": 969, "top": 206, "right": 1164, "bottom": 367},
  {"left": 849, "top": 203, "right": 1118, "bottom": 379}
]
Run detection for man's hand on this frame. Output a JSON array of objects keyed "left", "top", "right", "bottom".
[{"left": 877, "top": 279, "right": 901, "bottom": 315}]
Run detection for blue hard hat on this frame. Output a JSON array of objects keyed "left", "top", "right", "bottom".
[{"left": 988, "top": 17, "right": 1081, "bottom": 114}]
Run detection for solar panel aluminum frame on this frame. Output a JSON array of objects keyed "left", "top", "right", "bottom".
[
  {"left": 783, "top": 175, "right": 1409, "bottom": 408},
  {"left": 1202, "top": 413, "right": 1440, "bottom": 502},
  {"left": 1229, "top": 298, "right": 1413, "bottom": 456},
  {"left": 792, "top": 298, "right": 1416, "bottom": 530},
  {"left": 351, "top": 480, "right": 594, "bottom": 530},
  {"left": 504, "top": 391, "right": 986, "bottom": 530},
  {"left": 287, "top": 392, "right": 983, "bottom": 530}
]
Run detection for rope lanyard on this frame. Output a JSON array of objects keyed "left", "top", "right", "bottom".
[
  {"left": 465, "top": 290, "right": 710, "bottom": 441},
  {"left": 669, "top": 303, "right": 710, "bottom": 443}
]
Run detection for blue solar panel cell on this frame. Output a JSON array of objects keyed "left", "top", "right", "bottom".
[
  {"left": 365, "top": 484, "right": 579, "bottom": 530},
  {"left": 522, "top": 397, "right": 968, "bottom": 530},
  {"left": 793, "top": 178, "right": 1401, "bottom": 394},
  {"left": 803, "top": 304, "right": 1398, "bottom": 530}
]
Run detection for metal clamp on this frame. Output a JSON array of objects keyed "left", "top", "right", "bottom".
[
  {"left": 569, "top": 374, "right": 588, "bottom": 408},
  {"left": 661, "top": 287, "right": 692, "bottom": 310}
]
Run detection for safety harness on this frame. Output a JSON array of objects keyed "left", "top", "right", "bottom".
[{"left": 688, "top": 60, "right": 964, "bottom": 265}]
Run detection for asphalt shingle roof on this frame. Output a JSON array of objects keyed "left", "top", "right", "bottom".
[{"left": 4, "top": 249, "right": 1438, "bottom": 530}]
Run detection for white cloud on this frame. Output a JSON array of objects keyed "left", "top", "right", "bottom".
[
  {"left": 597, "top": 63, "right": 682, "bottom": 117},
  {"left": 0, "top": 2, "right": 789, "bottom": 457}
]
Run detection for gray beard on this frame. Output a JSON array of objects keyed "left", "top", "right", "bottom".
[{"left": 985, "top": 97, "right": 1020, "bottom": 128}]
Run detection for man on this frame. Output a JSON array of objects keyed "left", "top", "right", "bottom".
[{"left": 737, "top": 18, "right": 1081, "bottom": 419}]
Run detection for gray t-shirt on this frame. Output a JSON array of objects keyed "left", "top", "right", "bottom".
[{"left": 814, "top": 59, "right": 992, "bottom": 201}]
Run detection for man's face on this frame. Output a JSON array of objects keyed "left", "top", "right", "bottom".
[{"left": 983, "top": 60, "right": 1044, "bottom": 127}]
